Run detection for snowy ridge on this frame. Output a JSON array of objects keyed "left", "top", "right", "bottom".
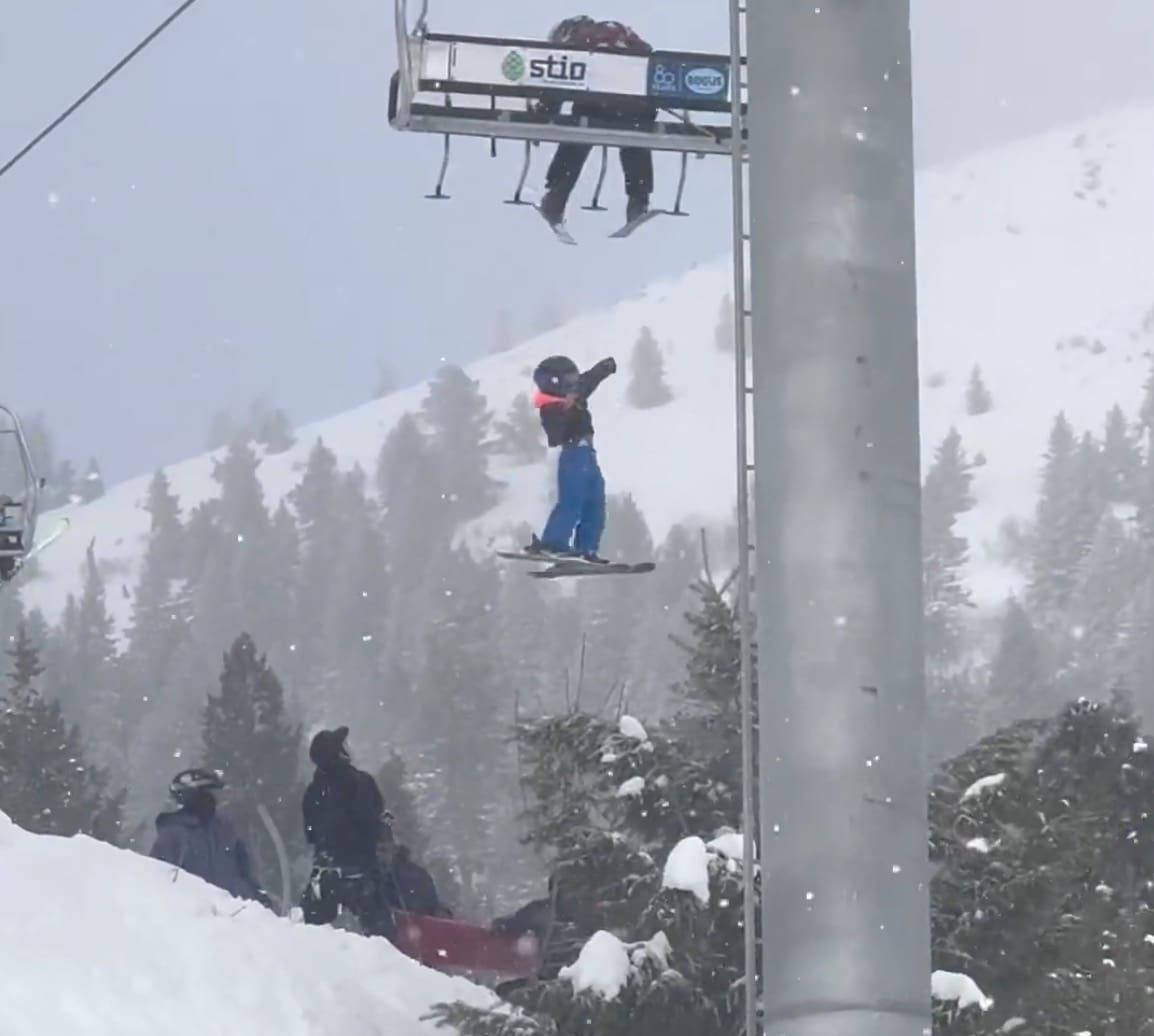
[
  {"left": 21, "top": 103, "right": 1154, "bottom": 637},
  {"left": 0, "top": 811, "right": 496, "bottom": 1036}
]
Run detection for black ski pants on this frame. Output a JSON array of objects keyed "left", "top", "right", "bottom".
[
  {"left": 544, "top": 100, "right": 657, "bottom": 211},
  {"left": 301, "top": 863, "right": 396, "bottom": 940}
]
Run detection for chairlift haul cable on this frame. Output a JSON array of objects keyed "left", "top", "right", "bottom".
[{"left": 0, "top": 0, "right": 204, "bottom": 182}]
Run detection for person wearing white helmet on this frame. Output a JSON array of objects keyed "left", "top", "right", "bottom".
[{"left": 149, "top": 767, "right": 271, "bottom": 907}]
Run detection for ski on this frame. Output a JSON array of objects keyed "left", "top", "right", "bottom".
[
  {"left": 533, "top": 205, "right": 577, "bottom": 245},
  {"left": 496, "top": 549, "right": 573, "bottom": 564},
  {"left": 1, "top": 516, "right": 71, "bottom": 589},
  {"left": 608, "top": 208, "right": 665, "bottom": 239},
  {"left": 529, "top": 560, "right": 655, "bottom": 579},
  {"left": 24, "top": 517, "right": 71, "bottom": 564}
]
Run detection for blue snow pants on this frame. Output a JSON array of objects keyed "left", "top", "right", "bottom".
[{"left": 541, "top": 442, "right": 606, "bottom": 554}]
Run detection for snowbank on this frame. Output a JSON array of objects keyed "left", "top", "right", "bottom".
[{"left": 0, "top": 812, "right": 496, "bottom": 1036}]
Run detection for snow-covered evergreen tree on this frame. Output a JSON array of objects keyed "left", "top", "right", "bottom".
[
  {"left": 627, "top": 327, "right": 673, "bottom": 409},
  {"left": 0, "top": 628, "right": 124, "bottom": 842},
  {"left": 428, "top": 578, "right": 760, "bottom": 1036},
  {"left": 931, "top": 698, "right": 1154, "bottom": 1034}
]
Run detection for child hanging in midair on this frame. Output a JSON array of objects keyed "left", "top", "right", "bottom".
[{"left": 525, "top": 354, "right": 617, "bottom": 563}]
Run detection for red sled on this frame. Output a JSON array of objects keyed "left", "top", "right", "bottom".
[{"left": 393, "top": 911, "right": 542, "bottom": 982}]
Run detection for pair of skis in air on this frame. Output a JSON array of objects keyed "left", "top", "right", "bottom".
[
  {"left": 497, "top": 549, "right": 654, "bottom": 579},
  {"left": 534, "top": 204, "right": 664, "bottom": 246}
]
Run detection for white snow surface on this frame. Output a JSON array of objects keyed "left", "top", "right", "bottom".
[
  {"left": 616, "top": 776, "right": 646, "bottom": 798},
  {"left": 961, "top": 772, "right": 1007, "bottom": 801},
  {"left": 662, "top": 835, "right": 711, "bottom": 905},
  {"left": 617, "top": 715, "right": 649, "bottom": 742},
  {"left": 707, "top": 830, "right": 756, "bottom": 862},
  {"left": 0, "top": 812, "right": 496, "bottom": 1036},
  {"left": 22, "top": 104, "right": 1154, "bottom": 638},
  {"left": 931, "top": 969, "right": 994, "bottom": 1012},
  {"left": 559, "top": 930, "right": 633, "bottom": 1000}
]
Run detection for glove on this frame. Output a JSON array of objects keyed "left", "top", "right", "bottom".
[{"left": 600, "top": 357, "right": 617, "bottom": 375}]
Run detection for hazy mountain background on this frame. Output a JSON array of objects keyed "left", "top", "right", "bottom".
[{"left": 3, "top": 0, "right": 1154, "bottom": 481}]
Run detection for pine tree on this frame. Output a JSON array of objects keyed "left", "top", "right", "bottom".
[
  {"left": 1101, "top": 404, "right": 1141, "bottom": 503},
  {"left": 627, "top": 327, "right": 673, "bottom": 409},
  {"left": 1064, "top": 511, "right": 1141, "bottom": 695},
  {"left": 418, "top": 548, "right": 510, "bottom": 914},
  {"left": 1028, "top": 414, "right": 1102, "bottom": 621},
  {"left": 374, "top": 360, "right": 397, "bottom": 400},
  {"left": 984, "top": 597, "right": 1052, "bottom": 728},
  {"left": 922, "top": 428, "right": 975, "bottom": 668},
  {"left": 492, "top": 395, "right": 545, "bottom": 465},
  {"left": 667, "top": 573, "right": 754, "bottom": 791},
  {"left": 376, "top": 413, "right": 455, "bottom": 675},
  {"left": 253, "top": 407, "right": 295, "bottom": 454},
  {"left": 930, "top": 698, "right": 1154, "bottom": 1034},
  {"left": 964, "top": 365, "right": 992, "bottom": 415},
  {"left": 575, "top": 495, "right": 654, "bottom": 700},
  {"left": 202, "top": 633, "right": 305, "bottom": 899},
  {"left": 0, "top": 628, "right": 124, "bottom": 841},
  {"left": 375, "top": 750, "right": 429, "bottom": 857},
  {"left": 420, "top": 364, "right": 502, "bottom": 522},
  {"left": 432, "top": 678, "right": 755, "bottom": 1035}
]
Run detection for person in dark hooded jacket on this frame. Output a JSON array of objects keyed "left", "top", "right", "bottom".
[
  {"left": 535, "top": 16, "right": 657, "bottom": 231},
  {"left": 149, "top": 768, "right": 270, "bottom": 907},
  {"left": 299, "top": 726, "right": 396, "bottom": 939},
  {"left": 381, "top": 844, "right": 452, "bottom": 918}
]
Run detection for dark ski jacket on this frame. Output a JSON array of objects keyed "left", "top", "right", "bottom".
[
  {"left": 385, "top": 846, "right": 450, "bottom": 917},
  {"left": 533, "top": 358, "right": 616, "bottom": 448},
  {"left": 548, "top": 17, "right": 651, "bottom": 53},
  {"left": 150, "top": 808, "right": 266, "bottom": 902},
  {"left": 302, "top": 760, "right": 386, "bottom": 869}
]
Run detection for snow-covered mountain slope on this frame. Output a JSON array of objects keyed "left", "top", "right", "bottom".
[
  {"left": 0, "top": 811, "right": 496, "bottom": 1036},
  {"left": 21, "top": 103, "right": 1154, "bottom": 635}
]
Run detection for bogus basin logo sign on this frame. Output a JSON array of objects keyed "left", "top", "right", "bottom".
[{"left": 684, "top": 67, "right": 726, "bottom": 95}]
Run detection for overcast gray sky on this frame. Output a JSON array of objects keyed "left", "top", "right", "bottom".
[{"left": 3, "top": 0, "right": 1154, "bottom": 480}]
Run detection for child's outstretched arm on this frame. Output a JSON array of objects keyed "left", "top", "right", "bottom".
[{"left": 575, "top": 357, "right": 617, "bottom": 400}]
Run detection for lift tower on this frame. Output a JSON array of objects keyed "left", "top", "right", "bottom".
[{"left": 745, "top": 3, "right": 932, "bottom": 1034}]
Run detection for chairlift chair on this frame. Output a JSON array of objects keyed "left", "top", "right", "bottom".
[
  {"left": 388, "top": 0, "right": 746, "bottom": 214},
  {"left": 0, "top": 405, "right": 42, "bottom": 584}
]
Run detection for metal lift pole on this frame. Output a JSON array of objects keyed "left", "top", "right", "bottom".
[
  {"left": 725, "top": 0, "right": 758, "bottom": 1033},
  {"left": 745, "top": 2, "right": 931, "bottom": 1034}
]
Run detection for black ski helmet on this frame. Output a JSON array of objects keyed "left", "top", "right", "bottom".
[
  {"left": 170, "top": 767, "right": 224, "bottom": 804},
  {"left": 533, "top": 355, "right": 579, "bottom": 396},
  {"left": 309, "top": 725, "right": 351, "bottom": 768}
]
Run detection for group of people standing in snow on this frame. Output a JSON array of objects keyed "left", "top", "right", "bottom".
[{"left": 149, "top": 725, "right": 449, "bottom": 941}]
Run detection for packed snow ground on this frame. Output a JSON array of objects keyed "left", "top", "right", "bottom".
[
  {"left": 0, "top": 811, "right": 496, "bottom": 1036},
  {"left": 21, "top": 103, "right": 1154, "bottom": 638}
]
